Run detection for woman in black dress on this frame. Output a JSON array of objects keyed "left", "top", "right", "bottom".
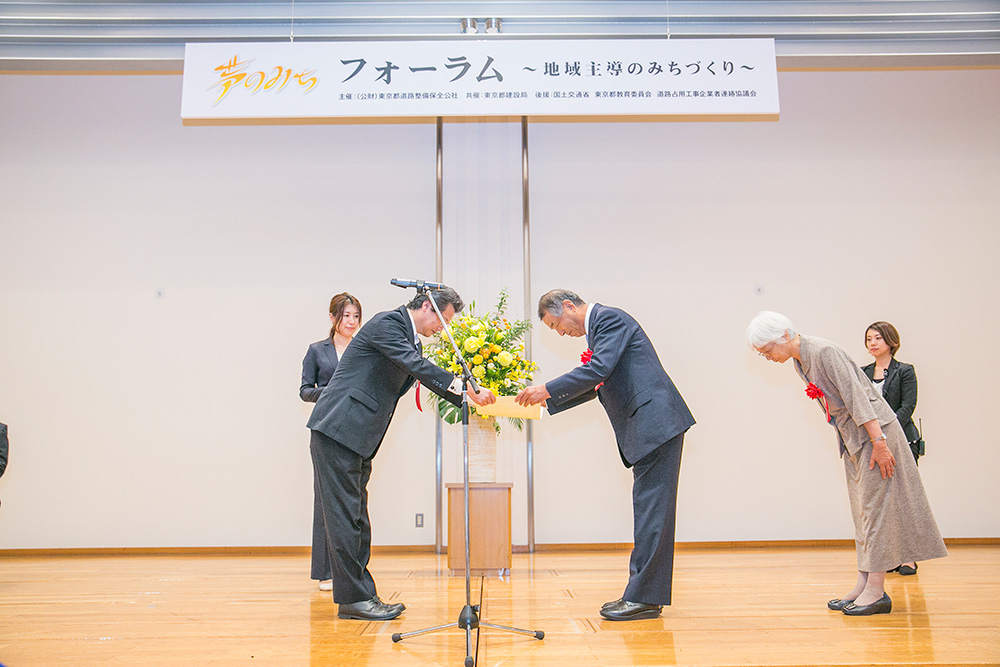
[
  {"left": 862, "top": 321, "right": 921, "bottom": 576},
  {"left": 300, "top": 293, "right": 362, "bottom": 590}
]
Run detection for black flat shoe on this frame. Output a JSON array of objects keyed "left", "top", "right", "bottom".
[
  {"left": 898, "top": 563, "right": 918, "bottom": 576},
  {"left": 338, "top": 596, "right": 405, "bottom": 620},
  {"left": 842, "top": 593, "right": 891, "bottom": 616},
  {"left": 599, "top": 599, "right": 662, "bottom": 621},
  {"left": 827, "top": 598, "right": 854, "bottom": 611}
]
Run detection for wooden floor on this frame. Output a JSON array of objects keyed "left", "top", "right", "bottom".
[{"left": 1, "top": 545, "right": 998, "bottom": 667}]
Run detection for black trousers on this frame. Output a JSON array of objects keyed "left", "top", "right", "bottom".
[
  {"left": 310, "top": 465, "right": 332, "bottom": 581},
  {"left": 309, "top": 429, "right": 377, "bottom": 604},
  {"left": 622, "top": 431, "right": 685, "bottom": 606}
]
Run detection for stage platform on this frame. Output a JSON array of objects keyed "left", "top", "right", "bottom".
[{"left": 1, "top": 544, "right": 997, "bottom": 666}]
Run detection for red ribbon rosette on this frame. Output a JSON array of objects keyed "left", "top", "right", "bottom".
[
  {"left": 805, "top": 382, "right": 830, "bottom": 422},
  {"left": 581, "top": 349, "right": 603, "bottom": 390}
]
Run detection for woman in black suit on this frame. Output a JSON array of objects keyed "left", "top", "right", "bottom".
[
  {"left": 862, "top": 320, "right": 921, "bottom": 576},
  {"left": 300, "top": 292, "right": 362, "bottom": 590}
]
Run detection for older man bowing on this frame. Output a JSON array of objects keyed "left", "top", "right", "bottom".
[{"left": 516, "top": 289, "right": 695, "bottom": 621}]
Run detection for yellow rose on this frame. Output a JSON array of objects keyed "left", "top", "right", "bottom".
[
  {"left": 473, "top": 354, "right": 484, "bottom": 365},
  {"left": 472, "top": 365, "right": 486, "bottom": 379},
  {"left": 497, "top": 351, "right": 514, "bottom": 367}
]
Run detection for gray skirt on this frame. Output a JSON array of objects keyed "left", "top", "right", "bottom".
[{"left": 842, "top": 420, "right": 948, "bottom": 572}]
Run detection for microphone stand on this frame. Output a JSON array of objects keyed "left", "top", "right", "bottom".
[{"left": 392, "top": 286, "right": 544, "bottom": 667}]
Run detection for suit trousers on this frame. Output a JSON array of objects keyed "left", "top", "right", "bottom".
[
  {"left": 310, "top": 467, "right": 332, "bottom": 581},
  {"left": 310, "top": 429, "right": 378, "bottom": 604},
  {"left": 623, "top": 432, "right": 685, "bottom": 606}
]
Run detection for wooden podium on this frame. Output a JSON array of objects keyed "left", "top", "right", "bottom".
[{"left": 446, "top": 482, "right": 512, "bottom": 575}]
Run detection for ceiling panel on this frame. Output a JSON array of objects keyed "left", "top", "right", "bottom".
[{"left": 1, "top": 1, "right": 998, "bottom": 71}]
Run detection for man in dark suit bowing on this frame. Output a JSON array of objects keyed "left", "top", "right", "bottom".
[
  {"left": 516, "top": 289, "right": 695, "bottom": 621},
  {"left": 307, "top": 287, "right": 495, "bottom": 621}
]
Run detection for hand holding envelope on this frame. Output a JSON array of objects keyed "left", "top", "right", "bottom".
[
  {"left": 514, "top": 384, "right": 551, "bottom": 408},
  {"left": 475, "top": 395, "right": 542, "bottom": 420},
  {"left": 467, "top": 386, "right": 497, "bottom": 407}
]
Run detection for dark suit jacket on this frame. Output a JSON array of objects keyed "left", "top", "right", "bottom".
[
  {"left": 300, "top": 338, "right": 338, "bottom": 403},
  {"left": 307, "top": 306, "right": 461, "bottom": 458},
  {"left": 545, "top": 304, "right": 695, "bottom": 467},
  {"left": 862, "top": 358, "right": 919, "bottom": 442}
]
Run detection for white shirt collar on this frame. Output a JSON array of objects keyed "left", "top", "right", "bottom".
[
  {"left": 405, "top": 308, "right": 420, "bottom": 344},
  {"left": 584, "top": 303, "right": 596, "bottom": 338}
]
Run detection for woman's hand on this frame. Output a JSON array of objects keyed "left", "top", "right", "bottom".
[{"left": 869, "top": 441, "right": 896, "bottom": 479}]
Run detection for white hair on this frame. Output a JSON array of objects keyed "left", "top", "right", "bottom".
[{"left": 746, "top": 311, "right": 796, "bottom": 349}]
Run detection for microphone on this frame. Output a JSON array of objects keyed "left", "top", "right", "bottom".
[{"left": 390, "top": 278, "right": 448, "bottom": 290}]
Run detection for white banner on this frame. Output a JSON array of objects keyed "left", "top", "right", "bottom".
[{"left": 181, "top": 38, "right": 778, "bottom": 120}]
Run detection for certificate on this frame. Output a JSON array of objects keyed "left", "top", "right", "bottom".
[{"left": 474, "top": 396, "right": 542, "bottom": 420}]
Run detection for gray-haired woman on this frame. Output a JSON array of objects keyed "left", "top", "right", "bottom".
[{"left": 746, "top": 311, "right": 947, "bottom": 616}]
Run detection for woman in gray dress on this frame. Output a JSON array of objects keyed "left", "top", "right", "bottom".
[
  {"left": 300, "top": 292, "right": 362, "bottom": 590},
  {"left": 746, "top": 311, "right": 946, "bottom": 616}
]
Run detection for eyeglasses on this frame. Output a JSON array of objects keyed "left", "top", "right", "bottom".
[{"left": 758, "top": 341, "right": 778, "bottom": 358}]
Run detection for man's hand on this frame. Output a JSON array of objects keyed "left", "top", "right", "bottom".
[
  {"left": 467, "top": 387, "right": 496, "bottom": 406},
  {"left": 515, "top": 385, "right": 550, "bottom": 407}
]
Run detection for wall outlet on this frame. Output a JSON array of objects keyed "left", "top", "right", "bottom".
[{"left": 415, "top": 513, "right": 424, "bottom": 528}]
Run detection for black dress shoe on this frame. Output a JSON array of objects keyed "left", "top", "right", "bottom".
[
  {"left": 599, "top": 599, "right": 662, "bottom": 621},
  {"left": 601, "top": 598, "right": 624, "bottom": 609},
  {"left": 338, "top": 596, "right": 405, "bottom": 620},
  {"left": 842, "top": 593, "right": 892, "bottom": 616},
  {"left": 897, "top": 563, "right": 918, "bottom": 576},
  {"left": 827, "top": 598, "right": 854, "bottom": 611}
]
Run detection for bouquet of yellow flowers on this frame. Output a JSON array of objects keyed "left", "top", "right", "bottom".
[{"left": 426, "top": 290, "right": 537, "bottom": 432}]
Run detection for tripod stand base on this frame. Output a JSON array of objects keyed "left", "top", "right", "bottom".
[
  {"left": 481, "top": 622, "right": 544, "bottom": 640},
  {"left": 392, "top": 602, "right": 543, "bottom": 666}
]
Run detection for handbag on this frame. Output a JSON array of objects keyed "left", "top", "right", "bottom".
[{"left": 911, "top": 418, "right": 926, "bottom": 458}]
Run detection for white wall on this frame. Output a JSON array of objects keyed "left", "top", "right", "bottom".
[
  {"left": 526, "top": 69, "right": 1000, "bottom": 543},
  {"left": 0, "top": 74, "right": 442, "bottom": 547},
  {"left": 0, "top": 69, "right": 997, "bottom": 549}
]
